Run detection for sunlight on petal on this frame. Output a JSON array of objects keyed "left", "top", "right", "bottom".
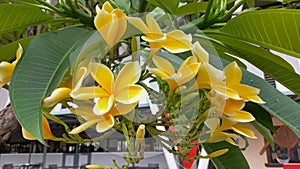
[
  {"left": 94, "top": 95, "right": 114, "bottom": 115},
  {"left": 148, "top": 68, "right": 170, "bottom": 79}
]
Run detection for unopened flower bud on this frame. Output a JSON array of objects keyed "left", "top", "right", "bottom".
[{"left": 136, "top": 124, "right": 145, "bottom": 145}]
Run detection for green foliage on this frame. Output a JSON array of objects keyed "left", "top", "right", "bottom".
[
  {"left": 220, "top": 9, "right": 300, "bottom": 58},
  {"left": 10, "top": 27, "right": 93, "bottom": 143},
  {"left": 206, "top": 33, "right": 300, "bottom": 96},
  {"left": 147, "top": 0, "right": 179, "bottom": 14},
  {"left": 203, "top": 141, "right": 250, "bottom": 169},
  {"left": 0, "top": 4, "right": 54, "bottom": 34},
  {"left": 0, "top": 36, "right": 33, "bottom": 62}
]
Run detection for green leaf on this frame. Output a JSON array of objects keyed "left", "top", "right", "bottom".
[
  {"left": 209, "top": 53, "right": 300, "bottom": 140},
  {"left": 244, "top": 103, "right": 275, "bottom": 132},
  {"left": 10, "top": 27, "right": 93, "bottom": 143},
  {"left": 220, "top": 9, "right": 300, "bottom": 58},
  {"left": 0, "top": 36, "right": 34, "bottom": 62},
  {"left": 206, "top": 33, "right": 300, "bottom": 96},
  {"left": 0, "top": 4, "right": 54, "bottom": 34},
  {"left": 174, "top": 2, "right": 208, "bottom": 16},
  {"left": 241, "top": 67, "right": 300, "bottom": 138},
  {"left": 147, "top": 0, "right": 179, "bottom": 14},
  {"left": 251, "top": 120, "right": 275, "bottom": 148},
  {"left": 203, "top": 141, "right": 250, "bottom": 169}
]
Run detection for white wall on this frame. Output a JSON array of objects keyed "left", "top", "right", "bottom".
[{"left": 0, "top": 152, "right": 168, "bottom": 169}]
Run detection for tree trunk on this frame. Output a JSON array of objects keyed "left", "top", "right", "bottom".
[{"left": 0, "top": 104, "right": 19, "bottom": 144}]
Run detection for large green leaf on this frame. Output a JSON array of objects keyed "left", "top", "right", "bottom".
[
  {"left": 147, "top": 0, "right": 179, "bottom": 14},
  {"left": 10, "top": 27, "right": 94, "bottom": 143},
  {"left": 220, "top": 9, "right": 300, "bottom": 58},
  {"left": 241, "top": 66, "right": 300, "bottom": 138},
  {"left": 0, "top": 36, "right": 34, "bottom": 62},
  {"left": 0, "top": 4, "right": 54, "bottom": 34},
  {"left": 206, "top": 33, "right": 300, "bottom": 96},
  {"left": 203, "top": 141, "right": 250, "bottom": 169}
]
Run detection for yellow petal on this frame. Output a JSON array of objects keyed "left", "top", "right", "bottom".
[
  {"left": 224, "top": 99, "right": 245, "bottom": 113},
  {"left": 146, "top": 14, "right": 162, "bottom": 35},
  {"left": 196, "top": 63, "right": 224, "bottom": 89},
  {"left": 111, "top": 102, "right": 138, "bottom": 115},
  {"left": 15, "top": 44, "right": 23, "bottom": 61},
  {"left": 94, "top": 9, "right": 112, "bottom": 33},
  {"left": 232, "top": 110, "right": 255, "bottom": 122},
  {"left": 115, "top": 85, "right": 145, "bottom": 104},
  {"left": 96, "top": 114, "right": 115, "bottom": 132},
  {"left": 152, "top": 55, "right": 175, "bottom": 75},
  {"left": 0, "top": 62, "right": 14, "bottom": 86},
  {"left": 70, "top": 87, "right": 109, "bottom": 100},
  {"left": 177, "top": 56, "right": 200, "bottom": 85},
  {"left": 73, "top": 67, "right": 88, "bottom": 92},
  {"left": 93, "top": 95, "right": 115, "bottom": 115},
  {"left": 148, "top": 68, "right": 170, "bottom": 79},
  {"left": 206, "top": 149, "right": 229, "bottom": 158},
  {"left": 89, "top": 62, "right": 114, "bottom": 93},
  {"left": 164, "top": 75, "right": 180, "bottom": 91},
  {"left": 115, "top": 61, "right": 141, "bottom": 92},
  {"left": 111, "top": 9, "right": 127, "bottom": 44},
  {"left": 232, "top": 84, "right": 265, "bottom": 103},
  {"left": 102, "top": 1, "right": 114, "bottom": 12},
  {"left": 232, "top": 124, "right": 257, "bottom": 139},
  {"left": 22, "top": 117, "right": 56, "bottom": 140},
  {"left": 212, "top": 84, "right": 241, "bottom": 100},
  {"left": 192, "top": 41, "right": 208, "bottom": 63},
  {"left": 127, "top": 16, "right": 150, "bottom": 34},
  {"left": 43, "top": 87, "right": 72, "bottom": 107},
  {"left": 136, "top": 124, "right": 145, "bottom": 145},
  {"left": 162, "top": 30, "right": 192, "bottom": 53},
  {"left": 69, "top": 119, "right": 100, "bottom": 134},
  {"left": 224, "top": 62, "right": 242, "bottom": 85}
]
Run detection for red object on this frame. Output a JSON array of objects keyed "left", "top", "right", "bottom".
[
  {"left": 283, "top": 163, "right": 300, "bottom": 169},
  {"left": 181, "top": 140, "right": 199, "bottom": 169}
]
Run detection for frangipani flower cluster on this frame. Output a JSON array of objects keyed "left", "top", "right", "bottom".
[{"left": 17, "top": 1, "right": 265, "bottom": 167}]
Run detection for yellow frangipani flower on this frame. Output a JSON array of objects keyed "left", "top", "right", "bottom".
[
  {"left": 148, "top": 55, "right": 200, "bottom": 91},
  {"left": 43, "top": 67, "right": 89, "bottom": 107},
  {"left": 195, "top": 63, "right": 241, "bottom": 100},
  {"left": 224, "top": 99, "right": 255, "bottom": 123},
  {"left": 224, "top": 62, "right": 265, "bottom": 104},
  {"left": 70, "top": 102, "right": 138, "bottom": 133},
  {"left": 71, "top": 61, "right": 145, "bottom": 116},
  {"left": 94, "top": 1, "right": 127, "bottom": 47},
  {"left": 0, "top": 44, "right": 23, "bottom": 87},
  {"left": 22, "top": 116, "right": 57, "bottom": 140},
  {"left": 127, "top": 14, "right": 192, "bottom": 54}
]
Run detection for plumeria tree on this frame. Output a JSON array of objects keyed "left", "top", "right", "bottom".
[{"left": 1, "top": 0, "right": 300, "bottom": 168}]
